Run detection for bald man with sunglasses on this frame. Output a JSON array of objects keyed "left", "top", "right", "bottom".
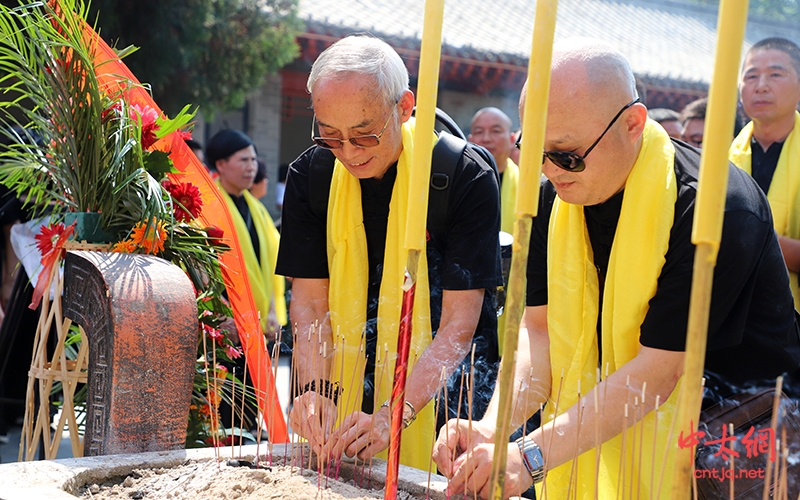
[
  {"left": 276, "top": 35, "right": 501, "bottom": 471},
  {"left": 433, "top": 38, "right": 800, "bottom": 499}
]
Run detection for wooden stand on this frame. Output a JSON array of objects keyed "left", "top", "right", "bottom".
[
  {"left": 18, "top": 242, "right": 109, "bottom": 460},
  {"left": 19, "top": 241, "right": 204, "bottom": 460}
]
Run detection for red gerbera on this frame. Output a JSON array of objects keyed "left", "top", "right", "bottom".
[
  {"left": 35, "top": 222, "right": 75, "bottom": 256},
  {"left": 130, "top": 104, "right": 160, "bottom": 150},
  {"left": 163, "top": 180, "right": 203, "bottom": 222}
]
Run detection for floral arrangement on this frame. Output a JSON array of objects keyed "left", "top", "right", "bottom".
[{"left": 0, "top": 0, "right": 251, "bottom": 447}]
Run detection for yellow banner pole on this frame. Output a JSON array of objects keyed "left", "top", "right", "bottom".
[
  {"left": 385, "top": 0, "right": 444, "bottom": 498},
  {"left": 489, "top": 1, "right": 558, "bottom": 498},
  {"left": 671, "top": 0, "right": 749, "bottom": 496}
]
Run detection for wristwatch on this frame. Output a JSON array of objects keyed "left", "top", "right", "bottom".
[{"left": 515, "top": 436, "right": 546, "bottom": 483}]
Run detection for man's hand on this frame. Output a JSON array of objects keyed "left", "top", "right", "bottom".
[
  {"left": 324, "top": 407, "right": 391, "bottom": 461},
  {"left": 432, "top": 418, "right": 496, "bottom": 477},
  {"left": 288, "top": 391, "right": 337, "bottom": 457},
  {"left": 446, "top": 442, "right": 533, "bottom": 499}
]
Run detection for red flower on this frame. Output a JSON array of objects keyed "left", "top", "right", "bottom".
[
  {"left": 163, "top": 180, "right": 203, "bottom": 222},
  {"left": 203, "top": 324, "right": 224, "bottom": 345},
  {"left": 35, "top": 222, "right": 74, "bottom": 256},
  {"left": 205, "top": 225, "right": 224, "bottom": 246},
  {"left": 179, "top": 130, "right": 192, "bottom": 141},
  {"left": 226, "top": 345, "right": 243, "bottom": 359},
  {"left": 130, "top": 104, "right": 160, "bottom": 149}
]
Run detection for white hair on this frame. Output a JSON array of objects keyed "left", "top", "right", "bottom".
[{"left": 307, "top": 35, "right": 409, "bottom": 108}]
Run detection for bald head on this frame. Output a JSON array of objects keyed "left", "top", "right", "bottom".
[
  {"left": 471, "top": 107, "right": 512, "bottom": 129},
  {"left": 519, "top": 38, "right": 647, "bottom": 206},
  {"left": 553, "top": 39, "right": 637, "bottom": 114},
  {"left": 469, "top": 107, "right": 515, "bottom": 172}
]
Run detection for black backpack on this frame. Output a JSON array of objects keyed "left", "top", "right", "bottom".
[{"left": 306, "top": 107, "right": 499, "bottom": 243}]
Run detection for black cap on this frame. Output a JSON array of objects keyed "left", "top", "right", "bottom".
[{"left": 205, "top": 129, "right": 254, "bottom": 167}]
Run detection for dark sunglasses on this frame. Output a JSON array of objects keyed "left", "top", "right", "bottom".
[
  {"left": 515, "top": 97, "right": 641, "bottom": 173},
  {"left": 311, "top": 110, "right": 394, "bottom": 150}
]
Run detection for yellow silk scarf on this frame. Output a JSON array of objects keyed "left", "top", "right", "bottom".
[
  {"left": 500, "top": 158, "right": 519, "bottom": 235},
  {"left": 730, "top": 111, "right": 800, "bottom": 309},
  {"left": 541, "top": 120, "right": 684, "bottom": 499},
  {"left": 497, "top": 157, "right": 520, "bottom": 353},
  {"left": 326, "top": 119, "right": 435, "bottom": 471},
  {"left": 219, "top": 187, "right": 287, "bottom": 330}
]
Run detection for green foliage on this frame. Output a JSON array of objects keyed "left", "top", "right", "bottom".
[
  {"left": 0, "top": 1, "right": 173, "bottom": 238},
  {"left": 88, "top": 0, "right": 302, "bottom": 117},
  {"left": 0, "top": 0, "right": 255, "bottom": 447}
]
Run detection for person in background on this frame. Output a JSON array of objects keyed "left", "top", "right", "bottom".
[
  {"left": 250, "top": 159, "right": 268, "bottom": 200},
  {"left": 509, "top": 129, "right": 521, "bottom": 166},
  {"left": 207, "top": 129, "right": 285, "bottom": 341},
  {"left": 469, "top": 107, "right": 518, "bottom": 236},
  {"left": 679, "top": 97, "right": 707, "bottom": 148},
  {"left": 468, "top": 108, "right": 518, "bottom": 355},
  {"left": 185, "top": 138, "right": 206, "bottom": 165},
  {"left": 648, "top": 107, "right": 682, "bottom": 139},
  {"left": 730, "top": 37, "right": 800, "bottom": 309}
]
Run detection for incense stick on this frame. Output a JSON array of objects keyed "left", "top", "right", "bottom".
[
  {"left": 594, "top": 368, "right": 601, "bottom": 500},
  {"left": 427, "top": 368, "right": 446, "bottom": 500},
  {"left": 238, "top": 359, "right": 249, "bottom": 457},
  {"left": 637, "top": 383, "right": 647, "bottom": 500},
  {"left": 366, "top": 344, "right": 390, "bottom": 489},
  {"left": 762, "top": 376, "right": 783, "bottom": 500},
  {"left": 442, "top": 366, "right": 452, "bottom": 500},
  {"left": 567, "top": 380, "right": 583, "bottom": 499},
  {"left": 540, "top": 369, "right": 566, "bottom": 500},
  {"left": 467, "top": 345, "right": 476, "bottom": 500},
  {"left": 650, "top": 395, "right": 660, "bottom": 500},
  {"left": 617, "top": 403, "right": 628, "bottom": 500}
]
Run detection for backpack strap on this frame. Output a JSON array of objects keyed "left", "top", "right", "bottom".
[
  {"left": 305, "top": 133, "right": 492, "bottom": 246},
  {"left": 428, "top": 132, "right": 465, "bottom": 242}
]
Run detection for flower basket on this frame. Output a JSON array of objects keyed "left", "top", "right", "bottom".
[{"left": 0, "top": 0, "right": 273, "bottom": 456}]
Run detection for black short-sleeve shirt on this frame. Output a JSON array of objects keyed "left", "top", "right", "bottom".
[
  {"left": 526, "top": 140, "right": 800, "bottom": 388},
  {"left": 277, "top": 144, "right": 502, "bottom": 418}
]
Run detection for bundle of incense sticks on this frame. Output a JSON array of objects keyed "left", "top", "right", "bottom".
[{"left": 203, "top": 321, "right": 800, "bottom": 500}]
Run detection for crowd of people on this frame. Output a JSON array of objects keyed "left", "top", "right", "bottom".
[
  {"left": 266, "top": 34, "right": 800, "bottom": 499},
  {"left": 0, "top": 26, "right": 799, "bottom": 499}
]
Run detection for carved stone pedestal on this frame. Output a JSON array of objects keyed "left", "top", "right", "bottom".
[{"left": 63, "top": 251, "right": 198, "bottom": 456}]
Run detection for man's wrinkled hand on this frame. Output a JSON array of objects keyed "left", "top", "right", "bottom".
[
  {"left": 447, "top": 442, "right": 533, "bottom": 499},
  {"left": 432, "top": 418, "right": 495, "bottom": 478},
  {"left": 288, "top": 391, "right": 337, "bottom": 458},
  {"left": 324, "top": 408, "right": 391, "bottom": 461}
]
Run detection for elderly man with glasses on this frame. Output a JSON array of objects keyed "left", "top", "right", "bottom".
[
  {"left": 276, "top": 34, "right": 501, "bottom": 470},
  {"left": 433, "top": 38, "right": 800, "bottom": 499}
]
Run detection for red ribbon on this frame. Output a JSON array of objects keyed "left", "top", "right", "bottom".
[{"left": 29, "top": 222, "right": 76, "bottom": 310}]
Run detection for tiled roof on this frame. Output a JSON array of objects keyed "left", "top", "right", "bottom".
[{"left": 298, "top": 0, "right": 800, "bottom": 90}]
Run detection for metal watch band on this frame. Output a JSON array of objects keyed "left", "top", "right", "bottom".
[{"left": 515, "top": 436, "right": 546, "bottom": 484}]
